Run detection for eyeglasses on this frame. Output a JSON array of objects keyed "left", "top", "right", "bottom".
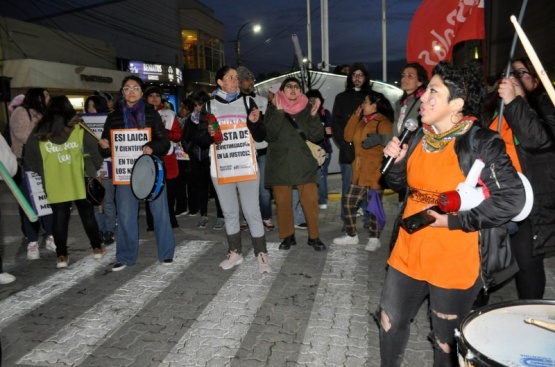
[
  {"left": 284, "top": 84, "right": 301, "bottom": 90},
  {"left": 510, "top": 70, "right": 531, "bottom": 79},
  {"left": 352, "top": 73, "right": 365, "bottom": 79},
  {"left": 122, "top": 86, "right": 141, "bottom": 93}
]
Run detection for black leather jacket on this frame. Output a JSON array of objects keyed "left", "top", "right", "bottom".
[
  {"left": 504, "top": 93, "right": 555, "bottom": 256},
  {"left": 99, "top": 103, "right": 170, "bottom": 158},
  {"left": 386, "top": 125, "right": 525, "bottom": 290}
]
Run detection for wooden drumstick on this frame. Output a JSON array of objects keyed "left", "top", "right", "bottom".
[
  {"left": 78, "top": 121, "right": 100, "bottom": 141},
  {"left": 0, "top": 162, "right": 38, "bottom": 222},
  {"left": 510, "top": 15, "right": 555, "bottom": 107},
  {"left": 524, "top": 318, "right": 555, "bottom": 332}
]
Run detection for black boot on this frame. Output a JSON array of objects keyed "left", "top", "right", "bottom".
[
  {"left": 279, "top": 234, "right": 296, "bottom": 250},
  {"left": 308, "top": 237, "right": 326, "bottom": 251}
]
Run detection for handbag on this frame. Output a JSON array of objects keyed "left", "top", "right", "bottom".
[
  {"left": 366, "top": 189, "right": 386, "bottom": 230},
  {"left": 284, "top": 113, "right": 327, "bottom": 166},
  {"left": 85, "top": 176, "right": 105, "bottom": 206}
]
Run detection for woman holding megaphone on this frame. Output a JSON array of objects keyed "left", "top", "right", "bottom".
[{"left": 376, "top": 61, "right": 525, "bottom": 366}]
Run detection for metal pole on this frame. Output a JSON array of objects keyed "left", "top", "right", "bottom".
[
  {"left": 307, "top": 0, "right": 312, "bottom": 66},
  {"left": 382, "top": 0, "right": 387, "bottom": 82},
  {"left": 235, "top": 22, "right": 251, "bottom": 66},
  {"left": 320, "top": 0, "right": 329, "bottom": 71},
  {"left": 496, "top": 0, "right": 528, "bottom": 132}
]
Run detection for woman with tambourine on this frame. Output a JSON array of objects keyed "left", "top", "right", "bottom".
[
  {"left": 197, "top": 66, "right": 270, "bottom": 274},
  {"left": 98, "top": 75, "right": 175, "bottom": 272}
]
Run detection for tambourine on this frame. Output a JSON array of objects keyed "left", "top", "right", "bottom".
[{"left": 130, "top": 154, "right": 165, "bottom": 201}]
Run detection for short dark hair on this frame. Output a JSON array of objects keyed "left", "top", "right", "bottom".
[
  {"left": 120, "top": 75, "right": 144, "bottom": 90},
  {"left": 215, "top": 66, "right": 235, "bottom": 84},
  {"left": 279, "top": 77, "right": 302, "bottom": 92},
  {"left": 85, "top": 95, "right": 109, "bottom": 113},
  {"left": 305, "top": 89, "right": 324, "bottom": 106},
  {"left": 432, "top": 61, "right": 485, "bottom": 119}
]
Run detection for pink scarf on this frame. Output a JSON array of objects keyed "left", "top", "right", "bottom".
[{"left": 276, "top": 91, "right": 308, "bottom": 115}]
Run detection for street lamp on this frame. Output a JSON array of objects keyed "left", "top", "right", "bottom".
[{"left": 235, "top": 22, "right": 261, "bottom": 65}]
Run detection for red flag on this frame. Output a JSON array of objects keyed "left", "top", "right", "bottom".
[{"left": 407, "top": 0, "right": 485, "bottom": 75}]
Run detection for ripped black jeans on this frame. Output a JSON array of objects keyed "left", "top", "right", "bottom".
[{"left": 376, "top": 266, "right": 482, "bottom": 367}]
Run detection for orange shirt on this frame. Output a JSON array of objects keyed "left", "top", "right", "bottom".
[
  {"left": 388, "top": 140, "right": 480, "bottom": 289},
  {"left": 489, "top": 116, "right": 522, "bottom": 173}
]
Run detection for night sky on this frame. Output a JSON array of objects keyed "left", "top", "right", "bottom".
[
  {"left": 0, "top": 0, "right": 422, "bottom": 83},
  {"left": 201, "top": 0, "right": 421, "bottom": 82}
]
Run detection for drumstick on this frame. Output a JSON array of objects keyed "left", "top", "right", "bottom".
[
  {"left": 79, "top": 121, "right": 100, "bottom": 141},
  {"left": 510, "top": 15, "right": 555, "bottom": 107},
  {"left": 0, "top": 162, "right": 38, "bottom": 222},
  {"left": 524, "top": 318, "right": 555, "bottom": 332}
]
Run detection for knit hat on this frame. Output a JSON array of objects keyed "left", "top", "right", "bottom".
[
  {"left": 144, "top": 86, "right": 162, "bottom": 97},
  {"left": 8, "top": 94, "right": 25, "bottom": 113},
  {"left": 268, "top": 83, "right": 280, "bottom": 95},
  {"left": 237, "top": 66, "right": 255, "bottom": 82}
]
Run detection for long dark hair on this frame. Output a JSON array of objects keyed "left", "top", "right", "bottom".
[
  {"left": 85, "top": 95, "right": 109, "bottom": 113},
  {"left": 367, "top": 91, "right": 394, "bottom": 122},
  {"left": 215, "top": 66, "right": 235, "bottom": 84},
  {"left": 399, "top": 62, "right": 429, "bottom": 102},
  {"left": 22, "top": 88, "right": 49, "bottom": 116},
  {"left": 35, "top": 95, "right": 77, "bottom": 141}
]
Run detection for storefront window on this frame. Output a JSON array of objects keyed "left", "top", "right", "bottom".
[{"left": 183, "top": 29, "right": 223, "bottom": 72}]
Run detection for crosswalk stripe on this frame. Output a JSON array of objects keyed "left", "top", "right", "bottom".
[
  {"left": 0, "top": 245, "right": 116, "bottom": 331},
  {"left": 17, "top": 240, "right": 213, "bottom": 366},
  {"left": 158, "top": 243, "right": 287, "bottom": 367},
  {"left": 297, "top": 246, "right": 370, "bottom": 364}
]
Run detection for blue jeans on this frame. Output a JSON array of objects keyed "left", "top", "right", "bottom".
[
  {"left": 257, "top": 154, "right": 272, "bottom": 220},
  {"left": 292, "top": 188, "right": 306, "bottom": 225},
  {"left": 94, "top": 178, "right": 116, "bottom": 233},
  {"left": 340, "top": 163, "right": 352, "bottom": 221},
  {"left": 115, "top": 184, "right": 175, "bottom": 265},
  {"left": 317, "top": 152, "right": 332, "bottom": 205}
]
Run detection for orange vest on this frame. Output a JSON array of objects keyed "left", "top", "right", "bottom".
[
  {"left": 388, "top": 140, "right": 480, "bottom": 289},
  {"left": 489, "top": 116, "right": 522, "bottom": 172}
]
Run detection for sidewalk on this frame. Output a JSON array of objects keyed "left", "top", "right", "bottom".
[{"left": 0, "top": 173, "right": 553, "bottom": 366}]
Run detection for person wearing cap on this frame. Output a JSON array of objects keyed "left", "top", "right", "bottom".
[
  {"left": 237, "top": 66, "right": 275, "bottom": 232},
  {"left": 331, "top": 63, "right": 373, "bottom": 230}
]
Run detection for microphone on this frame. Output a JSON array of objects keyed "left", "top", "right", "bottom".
[{"left": 381, "top": 118, "right": 419, "bottom": 175}]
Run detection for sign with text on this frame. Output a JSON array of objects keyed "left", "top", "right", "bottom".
[
  {"left": 214, "top": 122, "right": 257, "bottom": 184},
  {"left": 80, "top": 113, "right": 112, "bottom": 178},
  {"left": 110, "top": 128, "right": 151, "bottom": 184},
  {"left": 24, "top": 171, "right": 52, "bottom": 216}
]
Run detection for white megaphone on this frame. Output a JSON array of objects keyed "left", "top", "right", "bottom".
[{"left": 437, "top": 159, "right": 533, "bottom": 222}]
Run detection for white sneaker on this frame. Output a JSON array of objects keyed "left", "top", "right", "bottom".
[
  {"left": 219, "top": 251, "right": 243, "bottom": 270},
  {"left": 319, "top": 204, "right": 328, "bottom": 210},
  {"left": 0, "top": 272, "right": 16, "bottom": 284},
  {"left": 45, "top": 235, "right": 56, "bottom": 251},
  {"left": 27, "top": 241, "right": 40, "bottom": 260},
  {"left": 333, "top": 234, "right": 359, "bottom": 245},
  {"left": 257, "top": 252, "right": 271, "bottom": 274},
  {"left": 365, "top": 238, "right": 382, "bottom": 252}
]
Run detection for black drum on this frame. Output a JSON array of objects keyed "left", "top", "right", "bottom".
[
  {"left": 130, "top": 154, "right": 165, "bottom": 201},
  {"left": 456, "top": 300, "right": 555, "bottom": 366}
]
